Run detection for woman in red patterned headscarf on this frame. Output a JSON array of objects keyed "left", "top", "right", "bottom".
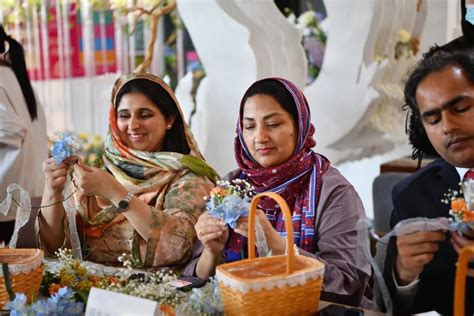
[{"left": 188, "top": 78, "right": 373, "bottom": 308}]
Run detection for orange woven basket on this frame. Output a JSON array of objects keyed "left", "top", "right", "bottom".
[
  {"left": 216, "top": 192, "right": 325, "bottom": 315},
  {"left": 454, "top": 245, "right": 474, "bottom": 316},
  {"left": 0, "top": 248, "right": 44, "bottom": 309}
]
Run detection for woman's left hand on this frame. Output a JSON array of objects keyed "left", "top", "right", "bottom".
[
  {"left": 451, "top": 228, "right": 474, "bottom": 277},
  {"left": 72, "top": 160, "right": 120, "bottom": 199},
  {"left": 234, "top": 208, "right": 286, "bottom": 255}
]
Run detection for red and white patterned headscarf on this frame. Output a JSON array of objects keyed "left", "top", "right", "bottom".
[{"left": 234, "top": 77, "right": 330, "bottom": 253}]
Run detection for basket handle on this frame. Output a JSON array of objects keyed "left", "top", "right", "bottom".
[
  {"left": 1, "top": 263, "right": 15, "bottom": 301},
  {"left": 454, "top": 245, "right": 474, "bottom": 316},
  {"left": 248, "top": 192, "right": 295, "bottom": 275}
]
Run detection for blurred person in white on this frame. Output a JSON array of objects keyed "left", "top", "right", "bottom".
[{"left": 0, "top": 24, "right": 47, "bottom": 244}]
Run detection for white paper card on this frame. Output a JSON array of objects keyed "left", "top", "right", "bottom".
[{"left": 85, "top": 287, "right": 160, "bottom": 316}]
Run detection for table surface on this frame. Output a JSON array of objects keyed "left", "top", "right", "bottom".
[{"left": 318, "top": 301, "right": 385, "bottom": 315}]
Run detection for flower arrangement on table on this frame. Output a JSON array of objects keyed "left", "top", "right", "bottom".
[
  {"left": 7, "top": 287, "right": 84, "bottom": 316},
  {"left": 5, "top": 248, "right": 183, "bottom": 315},
  {"left": 205, "top": 179, "right": 255, "bottom": 228},
  {"left": 442, "top": 180, "right": 474, "bottom": 230}
]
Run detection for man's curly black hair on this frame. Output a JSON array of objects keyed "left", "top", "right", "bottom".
[{"left": 404, "top": 49, "right": 474, "bottom": 166}]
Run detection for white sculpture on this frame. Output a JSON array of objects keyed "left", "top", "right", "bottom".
[{"left": 177, "top": 0, "right": 305, "bottom": 174}]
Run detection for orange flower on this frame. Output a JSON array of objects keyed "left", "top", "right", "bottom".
[
  {"left": 462, "top": 210, "right": 474, "bottom": 222},
  {"left": 89, "top": 275, "right": 101, "bottom": 285},
  {"left": 48, "top": 283, "right": 62, "bottom": 295},
  {"left": 160, "top": 304, "right": 175, "bottom": 316},
  {"left": 210, "top": 187, "right": 229, "bottom": 197},
  {"left": 451, "top": 198, "right": 468, "bottom": 212},
  {"left": 106, "top": 275, "right": 120, "bottom": 285}
]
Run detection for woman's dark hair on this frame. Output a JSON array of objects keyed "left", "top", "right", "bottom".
[
  {"left": 404, "top": 49, "right": 474, "bottom": 165},
  {"left": 0, "top": 24, "right": 37, "bottom": 121},
  {"left": 241, "top": 79, "right": 298, "bottom": 125},
  {"left": 115, "top": 78, "right": 190, "bottom": 154}
]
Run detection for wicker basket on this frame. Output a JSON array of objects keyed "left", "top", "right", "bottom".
[
  {"left": 454, "top": 245, "right": 474, "bottom": 316},
  {"left": 216, "top": 192, "right": 324, "bottom": 315},
  {"left": 0, "top": 248, "right": 44, "bottom": 309}
]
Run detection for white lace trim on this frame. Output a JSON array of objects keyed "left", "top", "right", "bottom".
[
  {"left": 0, "top": 250, "right": 43, "bottom": 276},
  {"left": 216, "top": 265, "right": 324, "bottom": 293}
]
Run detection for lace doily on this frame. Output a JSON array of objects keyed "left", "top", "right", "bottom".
[
  {"left": 0, "top": 249, "right": 43, "bottom": 276},
  {"left": 216, "top": 263, "right": 324, "bottom": 293}
]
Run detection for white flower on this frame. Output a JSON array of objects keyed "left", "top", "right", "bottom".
[
  {"left": 398, "top": 29, "right": 411, "bottom": 44},
  {"left": 286, "top": 13, "right": 296, "bottom": 24},
  {"left": 297, "top": 10, "right": 316, "bottom": 27}
]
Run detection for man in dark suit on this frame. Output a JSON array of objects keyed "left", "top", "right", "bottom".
[{"left": 383, "top": 50, "right": 474, "bottom": 314}]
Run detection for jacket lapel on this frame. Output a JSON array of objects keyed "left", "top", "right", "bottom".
[{"left": 431, "top": 159, "right": 460, "bottom": 217}]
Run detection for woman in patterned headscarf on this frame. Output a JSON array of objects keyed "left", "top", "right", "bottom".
[
  {"left": 189, "top": 78, "right": 373, "bottom": 307},
  {"left": 39, "top": 73, "right": 217, "bottom": 269}
]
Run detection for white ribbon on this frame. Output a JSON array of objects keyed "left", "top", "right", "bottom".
[
  {"left": 63, "top": 176, "right": 82, "bottom": 260},
  {"left": 0, "top": 183, "right": 32, "bottom": 248}
]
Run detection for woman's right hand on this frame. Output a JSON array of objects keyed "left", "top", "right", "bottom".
[
  {"left": 195, "top": 212, "right": 228, "bottom": 255},
  {"left": 42, "top": 157, "right": 74, "bottom": 193}
]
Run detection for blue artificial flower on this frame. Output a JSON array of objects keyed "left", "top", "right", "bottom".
[
  {"left": 31, "top": 299, "right": 53, "bottom": 316},
  {"left": 187, "top": 278, "right": 223, "bottom": 314},
  {"left": 6, "top": 293, "right": 28, "bottom": 315},
  {"left": 63, "top": 301, "right": 85, "bottom": 315},
  {"left": 5, "top": 287, "right": 82, "bottom": 316},
  {"left": 51, "top": 132, "right": 78, "bottom": 164},
  {"left": 51, "top": 139, "right": 72, "bottom": 164},
  {"left": 208, "top": 195, "right": 249, "bottom": 228}
]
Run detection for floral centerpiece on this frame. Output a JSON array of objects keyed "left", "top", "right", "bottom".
[
  {"left": 7, "top": 287, "right": 84, "bottom": 316},
  {"left": 205, "top": 179, "right": 255, "bottom": 228},
  {"left": 6, "top": 249, "right": 184, "bottom": 315}
]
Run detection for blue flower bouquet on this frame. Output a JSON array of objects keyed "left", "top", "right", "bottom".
[{"left": 206, "top": 179, "right": 255, "bottom": 228}]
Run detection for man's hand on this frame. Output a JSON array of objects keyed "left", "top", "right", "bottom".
[
  {"left": 451, "top": 228, "right": 474, "bottom": 277},
  {"left": 395, "top": 230, "right": 445, "bottom": 285}
]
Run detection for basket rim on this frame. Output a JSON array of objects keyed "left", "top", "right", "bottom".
[
  {"left": 216, "top": 255, "right": 324, "bottom": 284},
  {"left": 0, "top": 248, "right": 44, "bottom": 265}
]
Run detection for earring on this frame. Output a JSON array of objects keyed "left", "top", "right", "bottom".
[{"left": 167, "top": 124, "right": 172, "bottom": 129}]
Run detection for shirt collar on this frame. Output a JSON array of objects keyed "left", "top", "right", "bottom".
[{"left": 456, "top": 167, "right": 470, "bottom": 180}]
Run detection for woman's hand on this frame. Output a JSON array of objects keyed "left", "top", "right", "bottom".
[
  {"left": 234, "top": 209, "right": 286, "bottom": 255},
  {"left": 72, "top": 160, "right": 122, "bottom": 199},
  {"left": 195, "top": 212, "right": 228, "bottom": 255},
  {"left": 42, "top": 157, "right": 75, "bottom": 193}
]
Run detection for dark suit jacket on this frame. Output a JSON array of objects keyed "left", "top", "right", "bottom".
[{"left": 383, "top": 158, "right": 474, "bottom": 315}]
